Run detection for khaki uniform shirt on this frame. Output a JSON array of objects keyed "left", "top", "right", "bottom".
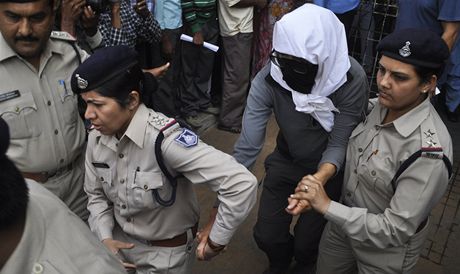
[
  {"left": 325, "top": 97, "right": 453, "bottom": 248},
  {"left": 0, "top": 180, "right": 126, "bottom": 274},
  {"left": 0, "top": 32, "right": 87, "bottom": 173},
  {"left": 85, "top": 104, "right": 257, "bottom": 245}
]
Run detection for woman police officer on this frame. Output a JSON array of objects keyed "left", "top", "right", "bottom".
[
  {"left": 287, "top": 28, "right": 454, "bottom": 273},
  {"left": 70, "top": 45, "right": 257, "bottom": 273}
]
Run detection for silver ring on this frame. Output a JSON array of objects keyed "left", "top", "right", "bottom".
[{"left": 303, "top": 185, "right": 309, "bottom": 192}]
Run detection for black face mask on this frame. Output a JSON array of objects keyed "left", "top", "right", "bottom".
[{"left": 280, "top": 60, "right": 318, "bottom": 94}]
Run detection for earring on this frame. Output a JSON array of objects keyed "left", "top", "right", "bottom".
[{"left": 422, "top": 90, "right": 428, "bottom": 94}]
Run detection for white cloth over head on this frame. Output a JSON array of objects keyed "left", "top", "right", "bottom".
[{"left": 270, "top": 3, "right": 350, "bottom": 132}]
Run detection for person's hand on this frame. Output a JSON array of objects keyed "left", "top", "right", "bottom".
[
  {"left": 134, "top": 0, "right": 150, "bottom": 18},
  {"left": 61, "top": 0, "right": 86, "bottom": 23},
  {"left": 192, "top": 31, "right": 204, "bottom": 46},
  {"left": 287, "top": 175, "right": 331, "bottom": 215},
  {"left": 81, "top": 6, "right": 99, "bottom": 36},
  {"left": 102, "top": 238, "right": 137, "bottom": 270},
  {"left": 145, "top": 63, "right": 170, "bottom": 78},
  {"left": 196, "top": 207, "right": 224, "bottom": 261}
]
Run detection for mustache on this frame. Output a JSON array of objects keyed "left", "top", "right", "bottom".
[{"left": 15, "top": 36, "right": 39, "bottom": 42}]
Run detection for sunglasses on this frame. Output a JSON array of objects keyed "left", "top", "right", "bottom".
[{"left": 269, "top": 50, "right": 317, "bottom": 75}]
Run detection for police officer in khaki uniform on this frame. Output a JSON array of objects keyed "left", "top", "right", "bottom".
[
  {"left": 0, "top": 0, "right": 98, "bottom": 219},
  {"left": 0, "top": 117, "right": 126, "bottom": 274},
  {"left": 288, "top": 29, "right": 453, "bottom": 273},
  {"left": 71, "top": 45, "right": 257, "bottom": 273}
]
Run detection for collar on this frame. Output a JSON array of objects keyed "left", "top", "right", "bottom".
[
  {"left": 99, "top": 104, "right": 149, "bottom": 150},
  {"left": 379, "top": 96, "right": 431, "bottom": 138}
]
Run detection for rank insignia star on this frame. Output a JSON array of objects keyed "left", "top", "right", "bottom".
[
  {"left": 426, "top": 139, "right": 437, "bottom": 147},
  {"left": 424, "top": 129, "right": 435, "bottom": 138}
]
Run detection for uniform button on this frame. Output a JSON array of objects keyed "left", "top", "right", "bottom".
[
  {"left": 371, "top": 170, "right": 376, "bottom": 176},
  {"left": 358, "top": 148, "right": 363, "bottom": 152},
  {"left": 33, "top": 263, "right": 44, "bottom": 274},
  {"left": 353, "top": 169, "right": 357, "bottom": 174},
  {"left": 119, "top": 153, "right": 124, "bottom": 159},
  {"left": 126, "top": 217, "right": 132, "bottom": 222},
  {"left": 121, "top": 204, "right": 126, "bottom": 209},
  {"left": 100, "top": 176, "right": 104, "bottom": 181},
  {"left": 120, "top": 179, "right": 125, "bottom": 184},
  {"left": 143, "top": 185, "right": 148, "bottom": 190},
  {"left": 47, "top": 100, "right": 51, "bottom": 106},
  {"left": 54, "top": 129, "right": 59, "bottom": 135},
  {"left": 346, "top": 192, "right": 351, "bottom": 197}
]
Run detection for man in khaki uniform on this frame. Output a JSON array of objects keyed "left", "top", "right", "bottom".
[
  {"left": 0, "top": 117, "right": 126, "bottom": 274},
  {"left": 0, "top": 0, "right": 98, "bottom": 219}
]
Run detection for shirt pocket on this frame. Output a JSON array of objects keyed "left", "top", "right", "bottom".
[
  {"left": 131, "top": 171, "right": 167, "bottom": 209},
  {"left": 358, "top": 155, "right": 394, "bottom": 200},
  {"left": 54, "top": 76, "right": 78, "bottom": 125},
  {"left": 95, "top": 168, "right": 117, "bottom": 201},
  {"left": 0, "top": 91, "right": 41, "bottom": 139}
]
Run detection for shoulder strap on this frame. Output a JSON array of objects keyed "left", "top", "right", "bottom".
[
  {"left": 151, "top": 122, "right": 180, "bottom": 207},
  {"left": 390, "top": 149, "right": 453, "bottom": 192}
]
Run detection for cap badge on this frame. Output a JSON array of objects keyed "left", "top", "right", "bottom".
[
  {"left": 76, "top": 74, "right": 88, "bottom": 89},
  {"left": 399, "top": 41, "right": 411, "bottom": 57}
]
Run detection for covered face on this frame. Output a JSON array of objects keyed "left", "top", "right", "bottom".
[{"left": 270, "top": 3, "right": 350, "bottom": 97}]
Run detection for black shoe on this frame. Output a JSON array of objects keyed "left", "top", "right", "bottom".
[{"left": 445, "top": 109, "right": 458, "bottom": 123}]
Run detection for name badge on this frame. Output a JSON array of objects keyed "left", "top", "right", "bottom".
[
  {"left": 0, "top": 90, "right": 21, "bottom": 103},
  {"left": 92, "top": 162, "right": 110, "bottom": 169}
]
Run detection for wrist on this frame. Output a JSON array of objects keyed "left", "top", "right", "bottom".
[{"left": 207, "top": 238, "right": 225, "bottom": 253}]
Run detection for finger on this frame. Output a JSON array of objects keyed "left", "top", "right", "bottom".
[
  {"left": 122, "top": 262, "right": 137, "bottom": 269},
  {"left": 286, "top": 197, "right": 299, "bottom": 210},
  {"left": 196, "top": 241, "right": 206, "bottom": 260},
  {"left": 115, "top": 241, "right": 135, "bottom": 250}
]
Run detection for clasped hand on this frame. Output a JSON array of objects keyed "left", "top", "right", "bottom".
[{"left": 286, "top": 174, "right": 331, "bottom": 216}]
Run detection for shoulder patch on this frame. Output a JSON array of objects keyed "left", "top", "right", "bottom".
[
  {"left": 174, "top": 128, "right": 198, "bottom": 148},
  {"left": 50, "top": 31, "right": 76, "bottom": 42}
]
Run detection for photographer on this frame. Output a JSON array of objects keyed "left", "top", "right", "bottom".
[
  {"left": 55, "top": 0, "right": 103, "bottom": 51},
  {"left": 98, "top": 0, "right": 161, "bottom": 48}
]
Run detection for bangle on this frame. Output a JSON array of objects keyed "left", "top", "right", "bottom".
[{"left": 207, "top": 238, "right": 226, "bottom": 253}]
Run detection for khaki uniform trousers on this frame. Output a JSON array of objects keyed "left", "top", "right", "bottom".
[{"left": 317, "top": 219, "right": 430, "bottom": 274}]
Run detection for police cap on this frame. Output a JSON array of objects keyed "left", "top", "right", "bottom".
[
  {"left": 377, "top": 28, "right": 449, "bottom": 69},
  {"left": 71, "top": 45, "right": 138, "bottom": 94}
]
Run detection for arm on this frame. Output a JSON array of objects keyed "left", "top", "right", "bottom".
[
  {"left": 233, "top": 66, "right": 274, "bottom": 169},
  {"left": 132, "top": 0, "right": 162, "bottom": 44},
  {"left": 97, "top": 3, "right": 125, "bottom": 46},
  {"left": 318, "top": 61, "right": 369, "bottom": 175},
  {"left": 441, "top": 21, "right": 460, "bottom": 51},
  {"left": 161, "top": 133, "right": 258, "bottom": 247}
]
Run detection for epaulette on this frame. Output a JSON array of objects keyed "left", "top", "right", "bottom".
[
  {"left": 420, "top": 117, "right": 443, "bottom": 160},
  {"left": 148, "top": 112, "right": 180, "bottom": 138},
  {"left": 50, "top": 31, "right": 77, "bottom": 42}
]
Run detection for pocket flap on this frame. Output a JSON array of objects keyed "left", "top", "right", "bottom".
[{"left": 134, "top": 171, "right": 164, "bottom": 191}]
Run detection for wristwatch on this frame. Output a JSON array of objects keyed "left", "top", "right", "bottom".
[{"left": 207, "top": 238, "right": 226, "bottom": 253}]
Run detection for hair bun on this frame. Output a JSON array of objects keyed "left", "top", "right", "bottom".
[{"left": 0, "top": 118, "right": 10, "bottom": 156}]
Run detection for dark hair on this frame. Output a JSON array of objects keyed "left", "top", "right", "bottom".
[
  {"left": 0, "top": 119, "right": 28, "bottom": 230},
  {"left": 413, "top": 63, "right": 444, "bottom": 84},
  {"left": 95, "top": 64, "right": 157, "bottom": 109}
]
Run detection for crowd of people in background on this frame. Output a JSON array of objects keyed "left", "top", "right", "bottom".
[{"left": 0, "top": 0, "right": 458, "bottom": 273}]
